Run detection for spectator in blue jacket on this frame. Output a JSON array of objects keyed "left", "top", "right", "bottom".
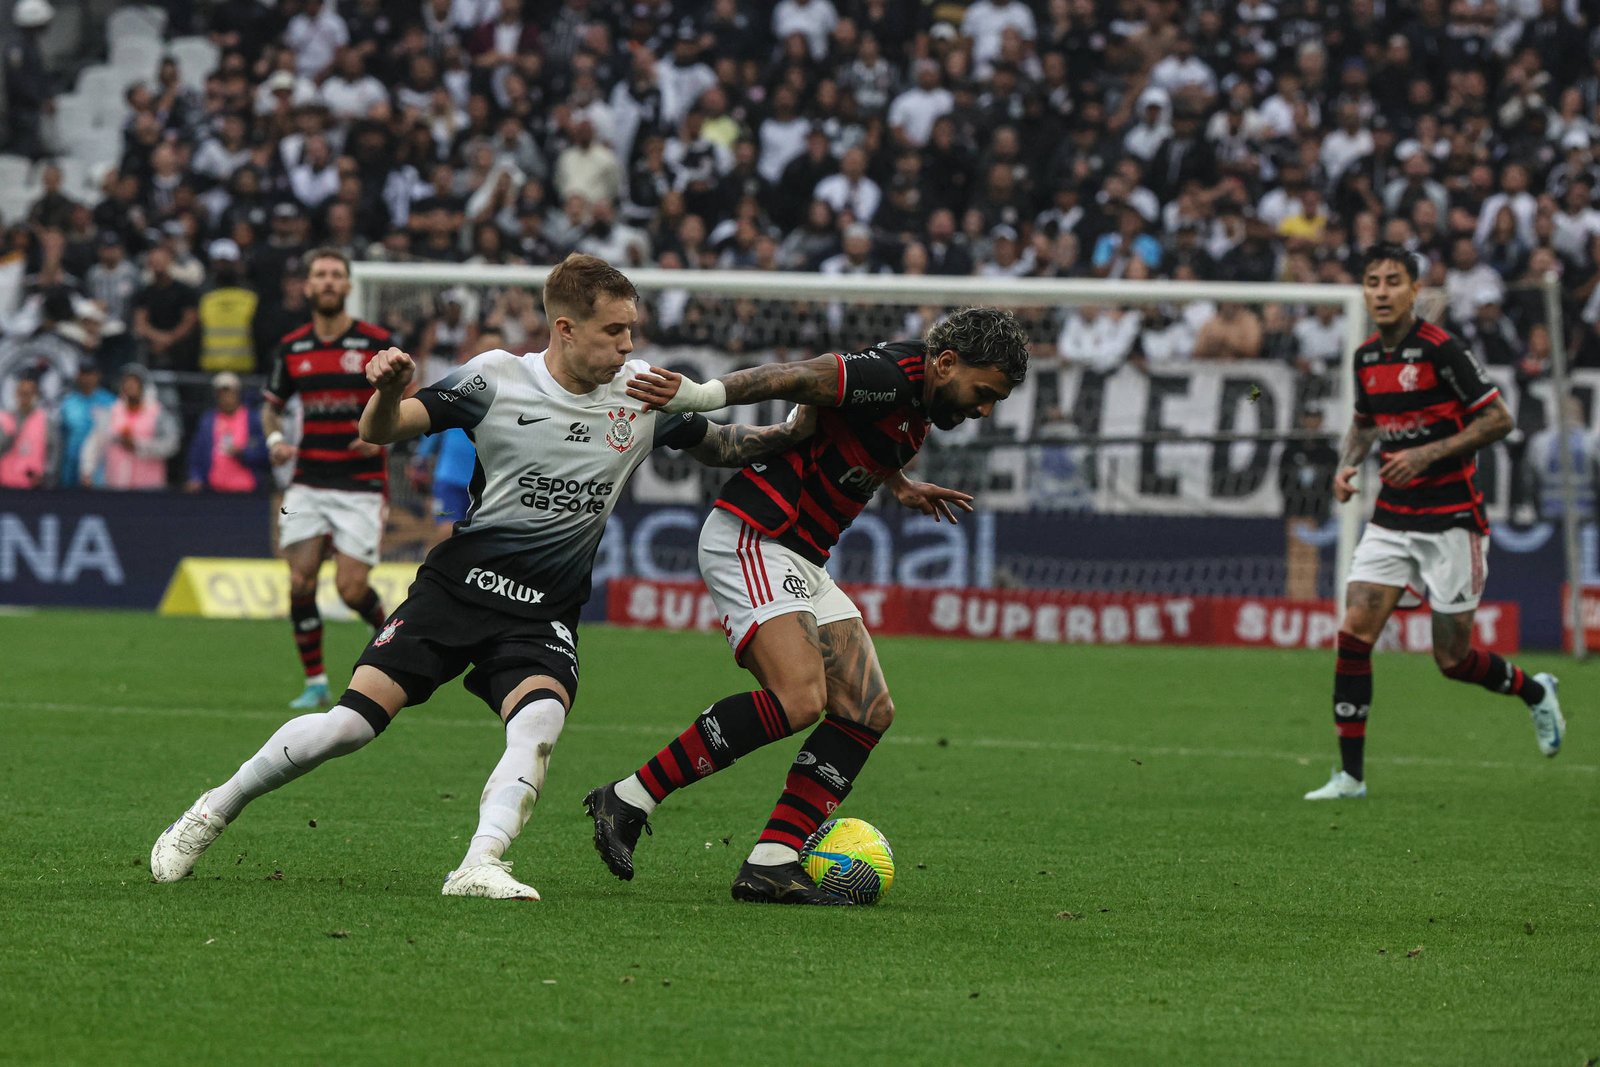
[{"left": 56, "top": 359, "right": 115, "bottom": 487}]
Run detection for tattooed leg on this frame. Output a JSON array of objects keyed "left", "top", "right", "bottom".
[
  {"left": 1342, "top": 581, "right": 1402, "bottom": 644},
  {"left": 818, "top": 618, "right": 896, "bottom": 733},
  {"left": 742, "top": 611, "right": 828, "bottom": 731},
  {"left": 1434, "top": 608, "right": 1548, "bottom": 705},
  {"left": 749, "top": 616, "right": 891, "bottom": 865}
]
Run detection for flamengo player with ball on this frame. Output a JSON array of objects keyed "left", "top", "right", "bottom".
[
  {"left": 585, "top": 307, "right": 1030, "bottom": 904},
  {"left": 150, "top": 255, "right": 815, "bottom": 899}
]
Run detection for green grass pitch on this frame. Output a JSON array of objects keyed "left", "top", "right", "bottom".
[{"left": 1, "top": 610, "right": 1596, "bottom": 1065}]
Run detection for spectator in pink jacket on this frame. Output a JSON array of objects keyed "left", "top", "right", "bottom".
[{"left": 85, "top": 364, "right": 179, "bottom": 489}]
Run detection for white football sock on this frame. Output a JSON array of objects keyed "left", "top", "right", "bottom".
[
  {"left": 209, "top": 706, "right": 376, "bottom": 820},
  {"left": 748, "top": 842, "right": 800, "bottom": 866},
  {"left": 462, "top": 698, "right": 565, "bottom": 867},
  {"left": 614, "top": 773, "right": 657, "bottom": 815}
]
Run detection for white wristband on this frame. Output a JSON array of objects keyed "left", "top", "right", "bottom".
[
  {"left": 266, "top": 431, "right": 285, "bottom": 448},
  {"left": 663, "top": 376, "right": 728, "bottom": 414}
]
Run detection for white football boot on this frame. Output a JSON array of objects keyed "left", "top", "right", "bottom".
[
  {"left": 441, "top": 858, "right": 541, "bottom": 900},
  {"left": 1304, "top": 768, "right": 1367, "bottom": 800},
  {"left": 1529, "top": 673, "right": 1565, "bottom": 758},
  {"left": 150, "top": 791, "right": 229, "bottom": 882}
]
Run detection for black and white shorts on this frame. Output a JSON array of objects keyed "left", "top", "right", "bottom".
[{"left": 355, "top": 574, "right": 580, "bottom": 714}]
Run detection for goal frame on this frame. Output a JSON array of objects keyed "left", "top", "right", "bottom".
[{"left": 350, "top": 263, "right": 1370, "bottom": 599}]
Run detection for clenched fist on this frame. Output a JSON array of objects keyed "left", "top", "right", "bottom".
[{"left": 367, "top": 347, "right": 415, "bottom": 392}]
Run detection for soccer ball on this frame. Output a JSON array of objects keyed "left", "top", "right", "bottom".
[{"left": 801, "top": 817, "right": 895, "bottom": 904}]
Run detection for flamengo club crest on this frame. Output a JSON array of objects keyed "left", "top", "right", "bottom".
[
  {"left": 374, "top": 618, "right": 404, "bottom": 646},
  {"left": 605, "top": 408, "right": 637, "bottom": 453},
  {"left": 1397, "top": 364, "right": 1421, "bottom": 392}
]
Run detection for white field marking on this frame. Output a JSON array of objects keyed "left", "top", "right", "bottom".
[{"left": 1, "top": 700, "right": 1592, "bottom": 776}]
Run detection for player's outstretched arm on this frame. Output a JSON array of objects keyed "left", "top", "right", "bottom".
[
  {"left": 627, "top": 355, "right": 843, "bottom": 413},
  {"left": 685, "top": 405, "right": 818, "bottom": 468},
  {"left": 1333, "top": 415, "right": 1381, "bottom": 503},
  {"left": 883, "top": 470, "right": 976, "bottom": 524},
  {"left": 1378, "top": 397, "right": 1513, "bottom": 488},
  {"left": 360, "top": 347, "right": 433, "bottom": 445}
]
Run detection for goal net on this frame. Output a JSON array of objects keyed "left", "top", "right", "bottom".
[{"left": 352, "top": 263, "right": 1374, "bottom": 605}]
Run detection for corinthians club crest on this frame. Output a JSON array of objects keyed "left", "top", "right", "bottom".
[
  {"left": 374, "top": 618, "right": 404, "bottom": 646},
  {"left": 605, "top": 408, "right": 637, "bottom": 453}
]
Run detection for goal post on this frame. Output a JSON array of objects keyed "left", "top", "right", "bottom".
[{"left": 350, "top": 261, "right": 1370, "bottom": 602}]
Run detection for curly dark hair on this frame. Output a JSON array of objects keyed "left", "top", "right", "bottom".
[
  {"left": 925, "top": 307, "right": 1030, "bottom": 384},
  {"left": 1359, "top": 242, "right": 1420, "bottom": 282}
]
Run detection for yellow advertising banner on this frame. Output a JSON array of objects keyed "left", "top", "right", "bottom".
[{"left": 158, "top": 558, "right": 421, "bottom": 620}]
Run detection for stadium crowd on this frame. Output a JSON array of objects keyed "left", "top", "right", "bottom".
[{"left": 4, "top": 0, "right": 1600, "bottom": 492}]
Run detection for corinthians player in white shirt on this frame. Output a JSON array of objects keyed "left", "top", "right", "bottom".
[{"left": 150, "top": 255, "right": 815, "bottom": 899}]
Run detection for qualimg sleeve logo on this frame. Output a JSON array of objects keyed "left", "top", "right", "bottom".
[{"left": 436, "top": 373, "right": 488, "bottom": 404}]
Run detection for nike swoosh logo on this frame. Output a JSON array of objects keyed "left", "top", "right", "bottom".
[
  {"left": 808, "top": 849, "right": 854, "bottom": 872},
  {"left": 517, "top": 415, "right": 550, "bottom": 425}
]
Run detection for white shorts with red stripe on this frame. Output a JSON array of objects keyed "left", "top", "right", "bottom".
[
  {"left": 1347, "top": 524, "right": 1489, "bottom": 614},
  {"left": 698, "top": 507, "right": 862, "bottom": 661}
]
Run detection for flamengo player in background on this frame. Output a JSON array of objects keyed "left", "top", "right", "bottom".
[
  {"left": 261, "top": 249, "right": 393, "bottom": 709},
  {"left": 150, "top": 255, "right": 815, "bottom": 900},
  {"left": 585, "top": 308, "right": 1030, "bottom": 904},
  {"left": 1305, "top": 243, "right": 1565, "bottom": 801}
]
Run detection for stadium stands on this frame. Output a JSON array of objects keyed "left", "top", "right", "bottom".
[{"left": 1, "top": 0, "right": 1598, "bottom": 495}]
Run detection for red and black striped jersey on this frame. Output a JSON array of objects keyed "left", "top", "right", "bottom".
[
  {"left": 1352, "top": 318, "right": 1500, "bottom": 534},
  {"left": 263, "top": 319, "right": 392, "bottom": 493},
  {"left": 715, "top": 340, "right": 931, "bottom": 563}
]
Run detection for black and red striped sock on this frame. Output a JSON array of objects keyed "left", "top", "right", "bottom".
[
  {"left": 349, "top": 588, "right": 387, "bottom": 630},
  {"left": 758, "top": 715, "right": 882, "bottom": 854},
  {"left": 1334, "top": 631, "right": 1373, "bottom": 781},
  {"left": 635, "top": 690, "right": 793, "bottom": 803},
  {"left": 1442, "top": 649, "right": 1545, "bottom": 705},
  {"left": 290, "top": 593, "right": 324, "bottom": 680}
]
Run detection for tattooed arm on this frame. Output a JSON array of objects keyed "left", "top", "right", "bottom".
[
  {"left": 1332, "top": 416, "right": 1381, "bottom": 503},
  {"left": 626, "top": 356, "right": 844, "bottom": 412},
  {"left": 1378, "top": 398, "right": 1513, "bottom": 487},
  {"left": 684, "top": 405, "right": 818, "bottom": 468}
]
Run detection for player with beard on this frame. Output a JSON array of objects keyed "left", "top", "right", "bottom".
[
  {"left": 260, "top": 249, "right": 394, "bottom": 709},
  {"left": 585, "top": 307, "right": 1031, "bottom": 904},
  {"left": 1305, "top": 243, "right": 1565, "bottom": 801}
]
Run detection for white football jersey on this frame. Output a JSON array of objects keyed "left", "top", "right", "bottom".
[{"left": 415, "top": 349, "right": 708, "bottom": 618}]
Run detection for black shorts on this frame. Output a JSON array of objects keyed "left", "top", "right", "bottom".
[{"left": 355, "top": 574, "right": 580, "bottom": 714}]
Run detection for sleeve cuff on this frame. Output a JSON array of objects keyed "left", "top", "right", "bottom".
[
  {"left": 1465, "top": 388, "right": 1500, "bottom": 414},
  {"left": 833, "top": 353, "right": 846, "bottom": 406}
]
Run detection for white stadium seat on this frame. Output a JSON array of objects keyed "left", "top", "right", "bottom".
[
  {"left": 75, "top": 64, "right": 124, "bottom": 105},
  {"left": 51, "top": 94, "right": 97, "bottom": 137},
  {"left": 104, "top": 5, "right": 166, "bottom": 46},
  {"left": 0, "top": 154, "right": 33, "bottom": 191},
  {"left": 168, "top": 37, "right": 220, "bottom": 89},
  {"left": 109, "top": 36, "right": 163, "bottom": 81}
]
